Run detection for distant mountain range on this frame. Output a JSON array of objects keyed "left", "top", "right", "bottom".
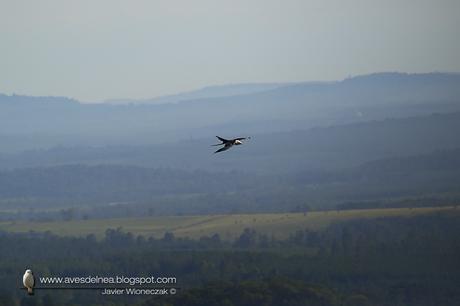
[
  {"left": 1, "top": 72, "right": 459, "bottom": 153},
  {"left": 104, "top": 82, "right": 298, "bottom": 105}
]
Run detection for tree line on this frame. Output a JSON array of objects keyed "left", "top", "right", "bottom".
[{"left": 1, "top": 211, "right": 459, "bottom": 305}]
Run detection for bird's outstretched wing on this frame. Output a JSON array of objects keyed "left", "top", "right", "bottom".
[
  {"left": 214, "top": 146, "right": 231, "bottom": 154},
  {"left": 234, "top": 137, "right": 248, "bottom": 141},
  {"left": 216, "top": 136, "right": 229, "bottom": 143}
]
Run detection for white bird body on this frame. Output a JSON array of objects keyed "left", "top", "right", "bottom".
[{"left": 23, "top": 269, "right": 34, "bottom": 295}]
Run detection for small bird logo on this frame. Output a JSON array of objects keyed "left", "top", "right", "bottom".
[{"left": 23, "top": 269, "right": 35, "bottom": 295}]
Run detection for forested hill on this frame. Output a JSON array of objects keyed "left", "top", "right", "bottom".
[
  {"left": 1, "top": 111, "right": 460, "bottom": 173},
  {"left": 0, "top": 147, "right": 459, "bottom": 218}
]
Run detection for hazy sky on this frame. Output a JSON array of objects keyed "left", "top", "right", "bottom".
[{"left": 1, "top": 0, "right": 459, "bottom": 102}]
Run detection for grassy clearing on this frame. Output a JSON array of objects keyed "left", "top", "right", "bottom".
[{"left": 0, "top": 206, "right": 456, "bottom": 240}]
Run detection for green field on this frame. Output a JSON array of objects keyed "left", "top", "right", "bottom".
[{"left": 0, "top": 206, "right": 456, "bottom": 240}]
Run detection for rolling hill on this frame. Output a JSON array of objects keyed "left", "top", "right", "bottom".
[{"left": 1, "top": 72, "right": 459, "bottom": 152}]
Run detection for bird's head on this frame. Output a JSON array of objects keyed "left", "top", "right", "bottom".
[
  {"left": 235, "top": 140, "right": 243, "bottom": 145},
  {"left": 25, "top": 269, "right": 33, "bottom": 274}
]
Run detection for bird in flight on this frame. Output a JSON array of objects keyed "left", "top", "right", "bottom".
[{"left": 212, "top": 136, "right": 250, "bottom": 153}]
